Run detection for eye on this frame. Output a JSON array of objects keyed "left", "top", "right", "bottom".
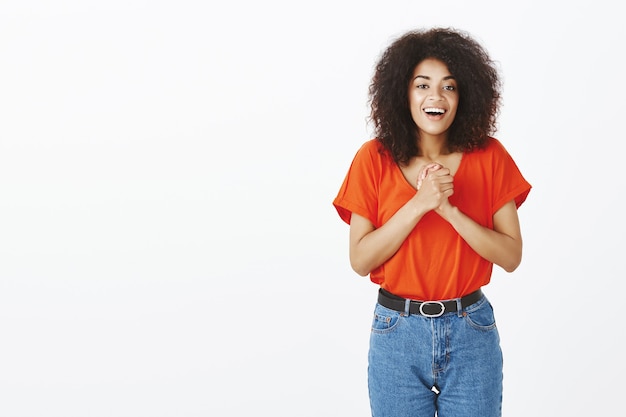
[
  {"left": 443, "top": 85, "right": 456, "bottom": 91},
  {"left": 416, "top": 84, "right": 429, "bottom": 89}
]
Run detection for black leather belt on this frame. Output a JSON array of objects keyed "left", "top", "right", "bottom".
[{"left": 378, "top": 288, "right": 483, "bottom": 317}]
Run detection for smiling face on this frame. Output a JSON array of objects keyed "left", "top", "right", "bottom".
[{"left": 408, "top": 58, "right": 459, "bottom": 141}]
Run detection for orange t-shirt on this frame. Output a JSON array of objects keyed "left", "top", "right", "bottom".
[{"left": 333, "top": 137, "right": 531, "bottom": 300}]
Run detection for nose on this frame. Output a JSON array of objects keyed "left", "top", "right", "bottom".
[{"left": 428, "top": 88, "right": 444, "bottom": 100}]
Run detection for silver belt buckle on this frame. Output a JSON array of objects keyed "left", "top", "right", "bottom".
[{"left": 419, "top": 301, "right": 445, "bottom": 317}]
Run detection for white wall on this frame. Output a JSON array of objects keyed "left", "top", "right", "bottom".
[{"left": 0, "top": 1, "right": 623, "bottom": 416}]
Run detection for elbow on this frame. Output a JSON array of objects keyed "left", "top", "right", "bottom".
[
  {"left": 501, "top": 253, "right": 522, "bottom": 273},
  {"left": 349, "top": 246, "right": 372, "bottom": 276},
  {"left": 499, "top": 238, "right": 523, "bottom": 273},
  {"left": 350, "top": 260, "right": 371, "bottom": 277},
  {"left": 349, "top": 254, "right": 372, "bottom": 277}
]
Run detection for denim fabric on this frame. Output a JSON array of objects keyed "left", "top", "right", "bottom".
[{"left": 368, "top": 294, "right": 502, "bottom": 417}]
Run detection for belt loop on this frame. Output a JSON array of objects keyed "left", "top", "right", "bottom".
[
  {"left": 456, "top": 297, "right": 463, "bottom": 317},
  {"left": 403, "top": 298, "right": 411, "bottom": 316}
]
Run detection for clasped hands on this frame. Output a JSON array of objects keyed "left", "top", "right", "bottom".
[{"left": 415, "top": 163, "right": 455, "bottom": 217}]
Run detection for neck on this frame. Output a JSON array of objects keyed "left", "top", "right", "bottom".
[{"left": 418, "top": 135, "right": 449, "bottom": 159}]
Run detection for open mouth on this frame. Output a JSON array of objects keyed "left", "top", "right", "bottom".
[{"left": 424, "top": 107, "right": 446, "bottom": 115}]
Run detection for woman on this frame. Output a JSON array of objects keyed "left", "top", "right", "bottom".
[{"left": 333, "top": 27, "right": 531, "bottom": 417}]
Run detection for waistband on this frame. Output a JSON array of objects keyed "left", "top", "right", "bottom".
[{"left": 378, "top": 288, "right": 483, "bottom": 317}]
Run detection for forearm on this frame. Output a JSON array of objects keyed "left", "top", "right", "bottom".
[
  {"left": 438, "top": 203, "right": 523, "bottom": 272},
  {"left": 350, "top": 198, "right": 427, "bottom": 276}
]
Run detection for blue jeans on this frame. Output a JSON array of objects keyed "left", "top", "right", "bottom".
[{"left": 368, "top": 293, "right": 502, "bottom": 417}]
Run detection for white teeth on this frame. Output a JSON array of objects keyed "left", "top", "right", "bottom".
[{"left": 424, "top": 107, "right": 445, "bottom": 114}]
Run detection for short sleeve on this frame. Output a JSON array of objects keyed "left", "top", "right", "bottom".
[
  {"left": 332, "top": 140, "right": 381, "bottom": 226},
  {"left": 490, "top": 139, "right": 532, "bottom": 212}
]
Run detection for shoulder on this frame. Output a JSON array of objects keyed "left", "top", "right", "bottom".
[
  {"left": 358, "top": 138, "right": 385, "bottom": 154},
  {"left": 353, "top": 138, "right": 389, "bottom": 164},
  {"left": 483, "top": 137, "right": 507, "bottom": 153},
  {"left": 472, "top": 137, "right": 512, "bottom": 160}
]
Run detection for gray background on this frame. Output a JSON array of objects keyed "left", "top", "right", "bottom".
[{"left": 1, "top": 0, "right": 623, "bottom": 416}]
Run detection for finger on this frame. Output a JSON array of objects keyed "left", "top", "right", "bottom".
[
  {"left": 417, "top": 163, "right": 443, "bottom": 190},
  {"left": 426, "top": 162, "right": 442, "bottom": 171},
  {"left": 437, "top": 173, "right": 454, "bottom": 184},
  {"left": 432, "top": 167, "right": 450, "bottom": 177},
  {"left": 439, "top": 182, "right": 454, "bottom": 196}
]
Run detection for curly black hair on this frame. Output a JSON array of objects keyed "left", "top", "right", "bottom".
[{"left": 368, "top": 27, "right": 502, "bottom": 165}]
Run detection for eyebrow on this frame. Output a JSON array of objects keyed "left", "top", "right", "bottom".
[{"left": 413, "top": 75, "right": 456, "bottom": 81}]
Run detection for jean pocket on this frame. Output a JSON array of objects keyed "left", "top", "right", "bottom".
[
  {"left": 371, "top": 304, "right": 403, "bottom": 334},
  {"left": 462, "top": 298, "right": 497, "bottom": 331}
]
